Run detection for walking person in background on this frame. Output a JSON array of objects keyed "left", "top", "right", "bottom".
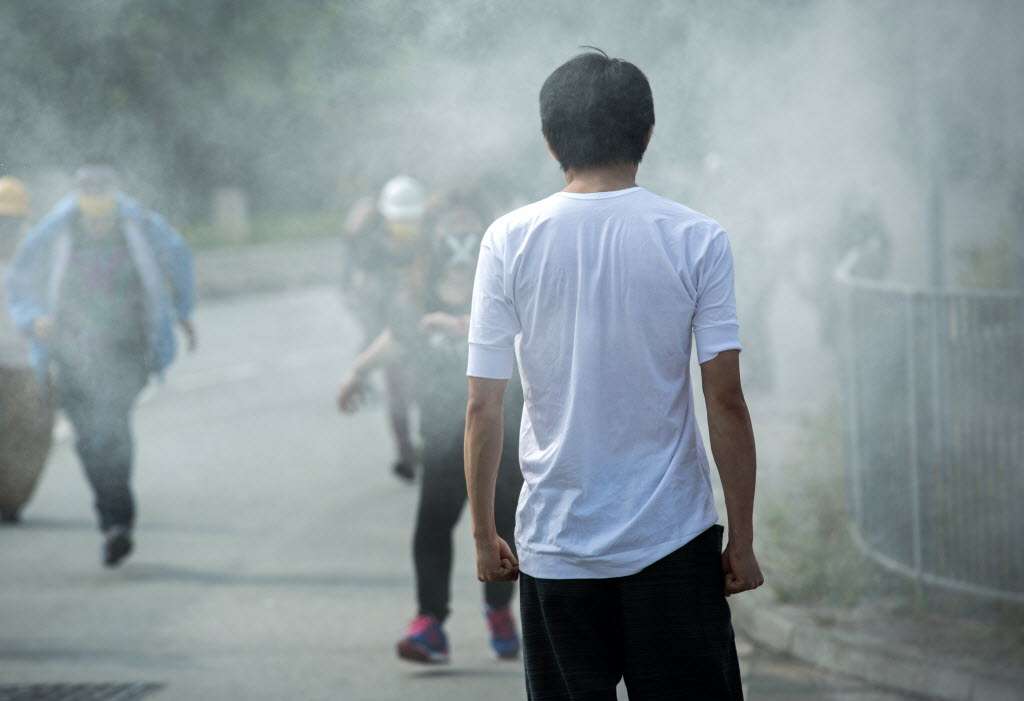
[
  {"left": 5, "top": 163, "right": 196, "bottom": 567},
  {"left": 338, "top": 190, "right": 523, "bottom": 664},
  {"left": 0, "top": 176, "right": 54, "bottom": 524},
  {"left": 464, "top": 50, "right": 762, "bottom": 699},
  {"left": 339, "top": 175, "right": 431, "bottom": 482}
]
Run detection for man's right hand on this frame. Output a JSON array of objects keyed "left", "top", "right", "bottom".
[
  {"left": 336, "top": 372, "right": 366, "bottom": 413},
  {"left": 32, "top": 316, "right": 54, "bottom": 341},
  {"left": 474, "top": 534, "right": 519, "bottom": 583},
  {"left": 722, "top": 540, "right": 764, "bottom": 596}
]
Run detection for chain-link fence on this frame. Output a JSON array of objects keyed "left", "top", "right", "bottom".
[{"left": 836, "top": 248, "right": 1024, "bottom": 603}]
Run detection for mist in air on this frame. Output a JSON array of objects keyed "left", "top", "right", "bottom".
[{"left": 0, "top": 2, "right": 1021, "bottom": 699}]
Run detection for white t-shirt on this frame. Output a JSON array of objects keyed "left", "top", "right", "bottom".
[{"left": 467, "top": 186, "right": 741, "bottom": 579}]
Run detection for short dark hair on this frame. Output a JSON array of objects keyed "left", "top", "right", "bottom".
[{"left": 540, "top": 49, "right": 655, "bottom": 171}]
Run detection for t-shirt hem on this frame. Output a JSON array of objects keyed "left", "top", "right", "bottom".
[
  {"left": 695, "top": 322, "right": 742, "bottom": 364},
  {"left": 517, "top": 516, "right": 720, "bottom": 580}
]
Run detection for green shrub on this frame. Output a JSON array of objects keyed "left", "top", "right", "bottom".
[
  {"left": 957, "top": 231, "right": 1019, "bottom": 289},
  {"left": 758, "top": 404, "right": 879, "bottom": 606}
]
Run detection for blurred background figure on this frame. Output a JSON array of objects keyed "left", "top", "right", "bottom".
[
  {"left": 338, "top": 187, "right": 524, "bottom": 665},
  {"left": 728, "top": 209, "right": 780, "bottom": 394},
  {"left": 4, "top": 162, "right": 196, "bottom": 567},
  {"left": 0, "top": 176, "right": 55, "bottom": 524},
  {"left": 339, "top": 174, "right": 430, "bottom": 482},
  {"left": 0, "top": 3, "right": 1019, "bottom": 697},
  {"left": 797, "top": 193, "right": 892, "bottom": 348}
]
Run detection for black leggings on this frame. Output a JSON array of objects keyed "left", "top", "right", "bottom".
[{"left": 413, "top": 435, "right": 522, "bottom": 623}]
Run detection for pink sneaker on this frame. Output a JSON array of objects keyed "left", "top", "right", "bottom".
[
  {"left": 396, "top": 614, "right": 449, "bottom": 664},
  {"left": 485, "top": 605, "right": 521, "bottom": 660}
]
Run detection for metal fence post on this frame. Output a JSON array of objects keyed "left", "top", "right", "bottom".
[
  {"left": 906, "top": 293, "right": 923, "bottom": 582},
  {"left": 844, "top": 282, "right": 863, "bottom": 530},
  {"left": 837, "top": 250, "right": 1024, "bottom": 604},
  {"left": 927, "top": 291, "right": 945, "bottom": 584}
]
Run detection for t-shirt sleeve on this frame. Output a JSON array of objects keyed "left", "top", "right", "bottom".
[
  {"left": 693, "top": 229, "right": 742, "bottom": 364},
  {"left": 467, "top": 224, "right": 519, "bottom": 379}
]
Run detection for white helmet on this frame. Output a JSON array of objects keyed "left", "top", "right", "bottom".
[{"left": 378, "top": 175, "right": 426, "bottom": 222}]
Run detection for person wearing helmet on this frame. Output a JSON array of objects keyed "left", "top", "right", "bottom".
[
  {"left": 339, "top": 175, "right": 432, "bottom": 482},
  {"left": 0, "top": 177, "right": 55, "bottom": 524},
  {"left": 338, "top": 189, "right": 524, "bottom": 664},
  {"left": 5, "top": 163, "right": 196, "bottom": 567}
]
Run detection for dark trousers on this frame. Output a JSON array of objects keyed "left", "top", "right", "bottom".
[
  {"left": 414, "top": 434, "right": 522, "bottom": 622},
  {"left": 520, "top": 525, "right": 743, "bottom": 701},
  {"left": 384, "top": 364, "right": 416, "bottom": 465},
  {"left": 55, "top": 354, "right": 147, "bottom": 532}
]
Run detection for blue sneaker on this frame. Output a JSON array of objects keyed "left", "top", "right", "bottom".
[
  {"left": 396, "top": 614, "right": 449, "bottom": 664},
  {"left": 485, "top": 605, "right": 521, "bottom": 660}
]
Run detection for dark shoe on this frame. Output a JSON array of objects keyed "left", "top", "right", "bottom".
[
  {"left": 1, "top": 508, "right": 20, "bottom": 524},
  {"left": 103, "top": 526, "right": 133, "bottom": 568},
  {"left": 396, "top": 614, "right": 449, "bottom": 664},
  {"left": 392, "top": 460, "right": 416, "bottom": 483}
]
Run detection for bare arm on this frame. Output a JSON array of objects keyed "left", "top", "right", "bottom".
[
  {"left": 352, "top": 328, "right": 398, "bottom": 373},
  {"left": 464, "top": 376, "right": 518, "bottom": 582},
  {"left": 420, "top": 312, "right": 470, "bottom": 336},
  {"left": 700, "top": 350, "right": 764, "bottom": 595},
  {"left": 336, "top": 329, "right": 398, "bottom": 412},
  {"left": 338, "top": 310, "right": 468, "bottom": 412}
]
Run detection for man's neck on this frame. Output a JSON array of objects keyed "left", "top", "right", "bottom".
[{"left": 562, "top": 163, "right": 639, "bottom": 194}]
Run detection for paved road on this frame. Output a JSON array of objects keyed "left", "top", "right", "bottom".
[{"left": 0, "top": 287, "right": 928, "bottom": 700}]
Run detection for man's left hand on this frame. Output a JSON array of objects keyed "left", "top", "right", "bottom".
[
  {"left": 475, "top": 535, "right": 519, "bottom": 582},
  {"left": 179, "top": 319, "right": 198, "bottom": 352}
]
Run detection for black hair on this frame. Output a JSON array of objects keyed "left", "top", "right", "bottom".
[{"left": 539, "top": 48, "right": 655, "bottom": 171}]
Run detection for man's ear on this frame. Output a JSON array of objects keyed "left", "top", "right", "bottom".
[{"left": 643, "top": 127, "right": 654, "bottom": 149}]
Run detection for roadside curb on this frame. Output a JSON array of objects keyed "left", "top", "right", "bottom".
[
  {"left": 730, "top": 589, "right": 1024, "bottom": 701},
  {"left": 193, "top": 236, "right": 340, "bottom": 301}
]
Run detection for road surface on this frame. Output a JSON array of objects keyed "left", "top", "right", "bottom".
[{"left": 0, "top": 287, "right": 929, "bottom": 700}]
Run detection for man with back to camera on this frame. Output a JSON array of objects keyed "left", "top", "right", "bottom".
[{"left": 464, "top": 49, "right": 762, "bottom": 699}]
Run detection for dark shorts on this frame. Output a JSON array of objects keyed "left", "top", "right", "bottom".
[{"left": 519, "top": 525, "right": 743, "bottom": 700}]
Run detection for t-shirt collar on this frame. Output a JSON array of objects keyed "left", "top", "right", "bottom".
[{"left": 556, "top": 186, "right": 644, "bottom": 200}]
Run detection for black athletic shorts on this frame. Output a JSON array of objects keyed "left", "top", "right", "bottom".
[{"left": 519, "top": 524, "right": 743, "bottom": 700}]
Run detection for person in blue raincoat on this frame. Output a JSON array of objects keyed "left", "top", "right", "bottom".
[{"left": 4, "top": 164, "right": 196, "bottom": 567}]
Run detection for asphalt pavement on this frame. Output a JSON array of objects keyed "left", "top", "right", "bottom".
[{"left": 0, "top": 286, "right": 929, "bottom": 700}]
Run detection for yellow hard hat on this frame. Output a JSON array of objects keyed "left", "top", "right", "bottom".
[{"left": 0, "top": 177, "right": 29, "bottom": 217}]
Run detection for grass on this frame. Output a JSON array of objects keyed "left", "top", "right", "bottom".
[
  {"left": 758, "top": 398, "right": 1024, "bottom": 658},
  {"left": 757, "top": 403, "right": 883, "bottom": 607},
  {"left": 956, "top": 230, "right": 1020, "bottom": 289}
]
